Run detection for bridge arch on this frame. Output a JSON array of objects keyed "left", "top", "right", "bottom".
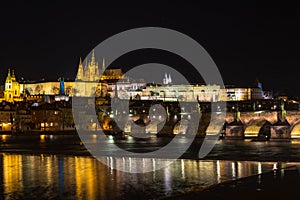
[
  {"left": 244, "top": 119, "right": 271, "bottom": 138},
  {"left": 290, "top": 119, "right": 300, "bottom": 139}
]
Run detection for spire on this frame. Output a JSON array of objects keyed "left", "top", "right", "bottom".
[
  {"left": 12, "top": 69, "right": 15, "bottom": 78},
  {"left": 76, "top": 57, "right": 84, "bottom": 81},
  {"left": 90, "top": 49, "right": 96, "bottom": 66},
  {"left": 102, "top": 57, "right": 105, "bottom": 71},
  {"left": 7, "top": 68, "right": 11, "bottom": 77},
  {"left": 168, "top": 73, "right": 172, "bottom": 84}
]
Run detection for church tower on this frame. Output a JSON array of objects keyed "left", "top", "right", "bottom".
[
  {"left": 87, "top": 49, "right": 100, "bottom": 81},
  {"left": 76, "top": 49, "right": 103, "bottom": 82},
  {"left": 4, "top": 68, "right": 20, "bottom": 102},
  {"left": 76, "top": 57, "right": 84, "bottom": 81}
]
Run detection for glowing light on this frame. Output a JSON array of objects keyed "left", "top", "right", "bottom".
[
  {"left": 258, "top": 162, "right": 262, "bottom": 174},
  {"left": 231, "top": 162, "right": 236, "bottom": 177},
  {"left": 40, "top": 135, "right": 45, "bottom": 142},
  {"left": 181, "top": 159, "right": 185, "bottom": 179},
  {"left": 216, "top": 160, "right": 221, "bottom": 183},
  {"left": 1, "top": 135, "right": 7, "bottom": 142}
]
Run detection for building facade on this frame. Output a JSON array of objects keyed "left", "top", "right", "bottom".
[
  {"left": 1, "top": 50, "right": 267, "bottom": 102},
  {"left": 4, "top": 69, "right": 23, "bottom": 102}
]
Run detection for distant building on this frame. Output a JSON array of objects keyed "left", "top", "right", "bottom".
[
  {"left": 31, "top": 103, "right": 61, "bottom": 131},
  {"left": 76, "top": 49, "right": 102, "bottom": 81},
  {"left": 0, "top": 102, "right": 16, "bottom": 131},
  {"left": 224, "top": 87, "right": 263, "bottom": 101},
  {"left": 0, "top": 51, "right": 272, "bottom": 103},
  {"left": 3, "top": 69, "right": 24, "bottom": 102}
]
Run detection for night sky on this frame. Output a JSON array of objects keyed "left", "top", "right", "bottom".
[{"left": 0, "top": 1, "right": 299, "bottom": 96}]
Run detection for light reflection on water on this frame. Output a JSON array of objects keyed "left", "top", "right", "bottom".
[{"left": 0, "top": 153, "right": 280, "bottom": 200}]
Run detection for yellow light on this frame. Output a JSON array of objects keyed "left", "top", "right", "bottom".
[
  {"left": 291, "top": 140, "right": 300, "bottom": 144},
  {"left": 2, "top": 135, "right": 7, "bottom": 142},
  {"left": 40, "top": 135, "right": 45, "bottom": 142}
]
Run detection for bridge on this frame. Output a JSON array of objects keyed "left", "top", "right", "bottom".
[
  {"left": 98, "top": 99, "right": 300, "bottom": 139},
  {"left": 224, "top": 110, "right": 300, "bottom": 139}
]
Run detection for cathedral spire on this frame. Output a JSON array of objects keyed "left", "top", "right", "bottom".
[
  {"left": 76, "top": 57, "right": 84, "bottom": 81},
  {"left": 168, "top": 73, "right": 172, "bottom": 84},
  {"left": 90, "top": 49, "right": 96, "bottom": 66},
  {"left": 102, "top": 57, "right": 105, "bottom": 71},
  {"left": 12, "top": 69, "right": 15, "bottom": 78}
]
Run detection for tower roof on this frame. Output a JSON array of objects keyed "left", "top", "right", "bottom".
[{"left": 90, "top": 49, "right": 96, "bottom": 66}]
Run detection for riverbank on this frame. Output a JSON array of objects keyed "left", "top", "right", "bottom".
[
  {"left": 0, "top": 130, "right": 78, "bottom": 135},
  {"left": 162, "top": 165, "right": 300, "bottom": 200}
]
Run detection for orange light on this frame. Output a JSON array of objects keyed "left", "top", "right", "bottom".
[
  {"left": 40, "top": 135, "right": 45, "bottom": 142},
  {"left": 2, "top": 135, "right": 7, "bottom": 142}
]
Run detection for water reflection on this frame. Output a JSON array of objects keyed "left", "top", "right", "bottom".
[{"left": 0, "top": 153, "right": 285, "bottom": 199}]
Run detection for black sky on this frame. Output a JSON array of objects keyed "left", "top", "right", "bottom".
[{"left": 0, "top": 1, "right": 299, "bottom": 96}]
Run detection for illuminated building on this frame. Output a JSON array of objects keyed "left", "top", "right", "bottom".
[
  {"left": 0, "top": 102, "right": 16, "bottom": 131},
  {"left": 0, "top": 51, "right": 268, "bottom": 102},
  {"left": 31, "top": 103, "right": 61, "bottom": 130},
  {"left": 140, "top": 84, "right": 222, "bottom": 102},
  {"left": 3, "top": 69, "right": 24, "bottom": 102},
  {"left": 76, "top": 49, "right": 103, "bottom": 81}
]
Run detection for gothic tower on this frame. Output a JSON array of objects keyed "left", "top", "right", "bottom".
[
  {"left": 76, "top": 57, "right": 84, "bottom": 81},
  {"left": 76, "top": 49, "right": 107, "bottom": 82},
  {"left": 86, "top": 49, "right": 100, "bottom": 81},
  {"left": 4, "top": 68, "right": 20, "bottom": 102}
]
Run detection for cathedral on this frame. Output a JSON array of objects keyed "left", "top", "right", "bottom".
[
  {"left": 76, "top": 49, "right": 105, "bottom": 82},
  {"left": 0, "top": 49, "right": 128, "bottom": 101}
]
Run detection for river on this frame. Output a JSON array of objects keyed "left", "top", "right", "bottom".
[{"left": 0, "top": 134, "right": 300, "bottom": 199}]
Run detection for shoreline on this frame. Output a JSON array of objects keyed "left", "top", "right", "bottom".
[
  {"left": 161, "top": 165, "right": 300, "bottom": 200},
  {"left": 0, "top": 130, "right": 78, "bottom": 135}
]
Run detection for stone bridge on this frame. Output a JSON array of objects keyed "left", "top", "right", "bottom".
[
  {"left": 144, "top": 110, "right": 300, "bottom": 139},
  {"left": 224, "top": 110, "right": 300, "bottom": 139}
]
